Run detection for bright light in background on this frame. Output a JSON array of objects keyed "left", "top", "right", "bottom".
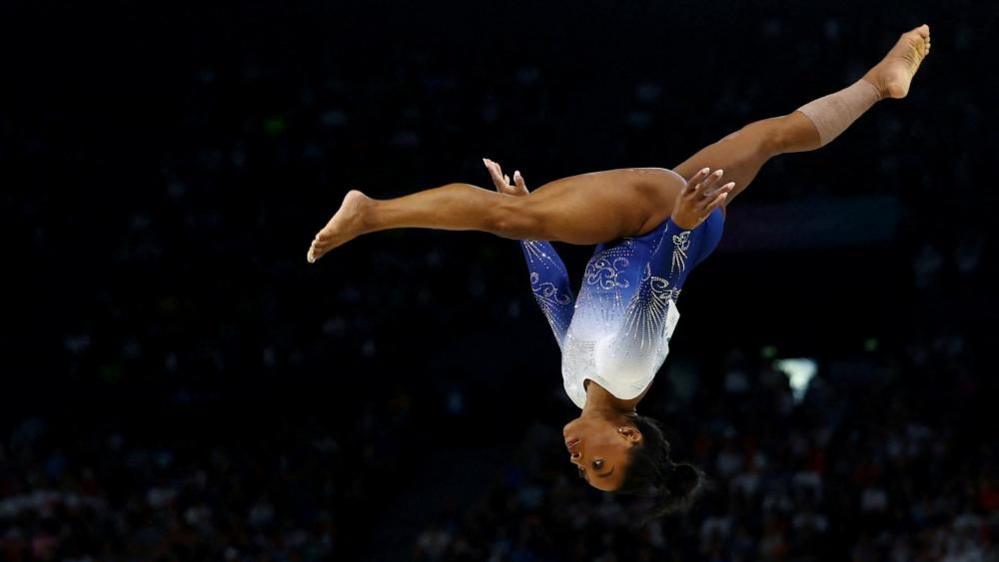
[{"left": 774, "top": 358, "right": 818, "bottom": 404}]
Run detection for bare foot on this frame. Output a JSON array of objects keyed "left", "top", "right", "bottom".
[
  {"left": 863, "top": 24, "right": 932, "bottom": 100},
  {"left": 307, "top": 189, "right": 373, "bottom": 263}
]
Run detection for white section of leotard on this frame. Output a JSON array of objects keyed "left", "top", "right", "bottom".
[
  {"left": 560, "top": 226, "right": 687, "bottom": 410},
  {"left": 561, "top": 301, "right": 681, "bottom": 410}
]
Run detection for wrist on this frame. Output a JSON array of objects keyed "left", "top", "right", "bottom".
[{"left": 668, "top": 215, "right": 696, "bottom": 231}]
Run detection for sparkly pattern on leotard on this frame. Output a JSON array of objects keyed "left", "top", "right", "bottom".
[
  {"left": 521, "top": 240, "right": 575, "bottom": 351},
  {"left": 520, "top": 201, "right": 725, "bottom": 410}
]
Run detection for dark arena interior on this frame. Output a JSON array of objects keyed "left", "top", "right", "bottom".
[{"left": 3, "top": 0, "right": 997, "bottom": 560}]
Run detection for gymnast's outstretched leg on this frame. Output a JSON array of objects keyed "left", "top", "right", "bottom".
[
  {"left": 307, "top": 25, "right": 931, "bottom": 263},
  {"left": 670, "top": 24, "right": 930, "bottom": 204}
]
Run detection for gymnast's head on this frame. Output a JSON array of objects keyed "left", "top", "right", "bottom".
[{"left": 564, "top": 413, "right": 705, "bottom": 516}]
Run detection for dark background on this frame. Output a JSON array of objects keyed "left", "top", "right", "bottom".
[{"left": 2, "top": 0, "right": 997, "bottom": 560}]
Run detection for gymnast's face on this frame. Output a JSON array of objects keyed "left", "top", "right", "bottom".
[{"left": 563, "top": 417, "right": 642, "bottom": 491}]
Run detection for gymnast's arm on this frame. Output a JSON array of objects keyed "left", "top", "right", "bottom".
[
  {"left": 482, "top": 159, "right": 577, "bottom": 350},
  {"left": 520, "top": 238, "right": 576, "bottom": 351},
  {"left": 651, "top": 168, "right": 734, "bottom": 290}
]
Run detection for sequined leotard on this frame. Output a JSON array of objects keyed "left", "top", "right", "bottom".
[{"left": 520, "top": 173, "right": 725, "bottom": 409}]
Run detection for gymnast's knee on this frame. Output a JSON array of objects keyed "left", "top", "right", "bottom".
[
  {"left": 762, "top": 115, "right": 796, "bottom": 155},
  {"left": 735, "top": 116, "right": 790, "bottom": 156},
  {"left": 489, "top": 199, "right": 546, "bottom": 240}
]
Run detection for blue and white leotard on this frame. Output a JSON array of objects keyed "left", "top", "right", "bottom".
[{"left": 520, "top": 172, "right": 725, "bottom": 409}]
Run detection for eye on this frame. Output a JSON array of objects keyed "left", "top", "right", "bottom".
[
  {"left": 592, "top": 459, "right": 604, "bottom": 470},
  {"left": 576, "top": 467, "right": 585, "bottom": 479}
]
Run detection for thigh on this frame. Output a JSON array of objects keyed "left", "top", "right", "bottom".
[
  {"left": 526, "top": 168, "right": 685, "bottom": 244},
  {"left": 671, "top": 116, "right": 788, "bottom": 206}
]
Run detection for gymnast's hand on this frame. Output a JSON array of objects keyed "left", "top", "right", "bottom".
[
  {"left": 671, "top": 167, "right": 735, "bottom": 230},
  {"left": 483, "top": 158, "right": 529, "bottom": 196}
]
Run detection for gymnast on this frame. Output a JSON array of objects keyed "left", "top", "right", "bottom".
[{"left": 307, "top": 25, "right": 930, "bottom": 517}]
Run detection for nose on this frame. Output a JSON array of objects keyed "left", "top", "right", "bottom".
[{"left": 569, "top": 450, "right": 581, "bottom": 464}]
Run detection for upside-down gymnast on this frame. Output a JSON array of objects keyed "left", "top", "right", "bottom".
[{"left": 307, "top": 25, "right": 930, "bottom": 518}]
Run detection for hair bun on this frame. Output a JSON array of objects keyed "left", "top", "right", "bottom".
[
  {"left": 665, "top": 462, "right": 702, "bottom": 500},
  {"left": 618, "top": 415, "right": 707, "bottom": 520}
]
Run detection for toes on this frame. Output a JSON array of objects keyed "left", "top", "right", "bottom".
[
  {"left": 310, "top": 234, "right": 327, "bottom": 252},
  {"left": 309, "top": 244, "right": 325, "bottom": 262}
]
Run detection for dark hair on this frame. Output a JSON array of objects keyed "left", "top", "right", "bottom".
[{"left": 614, "top": 414, "right": 706, "bottom": 522}]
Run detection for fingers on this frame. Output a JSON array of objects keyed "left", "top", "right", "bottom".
[
  {"left": 686, "top": 168, "right": 730, "bottom": 203},
  {"left": 483, "top": 157, "right": 531, "bottom": 196},
  {"left": 483, "top": 157, "right": 517, "bottom": 193},
  {"left": 701, "top": 181, "right": 735, "bottom": 209},
  {"left": 482, "top": 158, "right": 505, "bottom": 190},
  {"left": 684, "top": 167, "right": 711, "bottom": 196},
  {"left": 685, "top": 167, "right": 722, "bottom": 197},
  {"left": 702, "top": 190, "right": 730, "bottom": 214},
  {"left": 482, "top": 157, "right": 501, "bottom": 182},
  {"left": 514, "top": 170, "right": 528, "bottom": 191},
  {"left": 699, "top": 169, "right": 725, "bottom": 198}
]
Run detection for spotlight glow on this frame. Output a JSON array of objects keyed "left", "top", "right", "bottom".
[{"left": 775, "top": 358, "right": 817, "bottom": 403}]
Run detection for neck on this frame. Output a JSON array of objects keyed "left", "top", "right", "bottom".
[{"left": 581, "top": 379, "right": 639, "bottom": 420}]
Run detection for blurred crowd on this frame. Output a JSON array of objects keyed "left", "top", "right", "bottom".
[
  {"left": 0, "top": 393, "right": 419, "bottom": 561},
  {"left": 5, "top": 325, "right": 991, "bottom": 562},
  {"left": 411, "top": 332, "right": 996, "bottom": 562},
  {"left": 4, "top": 0, "right": 997, "bottom": 560}
]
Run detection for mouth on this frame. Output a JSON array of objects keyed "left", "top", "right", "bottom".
[{"left": 565, "top": 437, "right": 581, "bottom": 451}]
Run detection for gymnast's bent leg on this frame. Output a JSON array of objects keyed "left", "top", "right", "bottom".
[
  {"left": 671, "top": 24, "right": 930, "bottom": 205},
  {"left": 307, "top": 166, "right": 673, "bottom": 262}
]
